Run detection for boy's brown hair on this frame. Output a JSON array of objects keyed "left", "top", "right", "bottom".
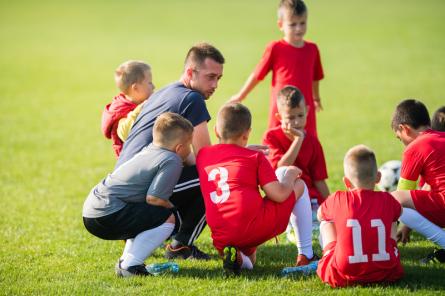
[
  {"left": 277, "top": 85, "right": 305, "bottom": 110},
  {"left": 391, "top": 99, "right": 431, "bottom": 131},
  {"left": 432, "top": 106, "right": 445, "bottom": 132},
  {"left": 344, "top": 145, "right": 378, "bottom": 188},
  {"left": 153, "top": 112, "right": 194, "bottom": 147},
  {"left": 115, "top": 60, "right": 151, "bottom": 94},
  {"left": 278, "top": 0, "right": 307, "bottom": 19},
  {"left": 184, "top": 42, "right": 225, "bottom": 69},
  {"left": 217, "top": 103, "right": 251, "bottom": 140}
]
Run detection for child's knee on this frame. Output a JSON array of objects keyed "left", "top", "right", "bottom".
[{"left": 294, "top": 179, "right": 307, "bottom": 200}]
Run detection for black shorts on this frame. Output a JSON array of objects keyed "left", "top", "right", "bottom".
[{"left": 83, "top": 203, "right": 175, "bottom": 240}]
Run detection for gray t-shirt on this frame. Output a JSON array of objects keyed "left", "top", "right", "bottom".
[{"left": 83, "top": 144, "right": 183, "bottom": 218}]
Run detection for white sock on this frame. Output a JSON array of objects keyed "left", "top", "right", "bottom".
[
  {"left": 400, "top": 208, "right": 445, "bottom": 249},
  {"left": 120, "top": 238, "right": 134, "bottom": 261},
  {"left": 121, "top": 223, "right": 175, "bottom": 269},
  {"left": 240, "top": 251, "right": 253, "bottom": 270},
  {"left": 289, "top": 184, "right": 314, "bottom": 259}
]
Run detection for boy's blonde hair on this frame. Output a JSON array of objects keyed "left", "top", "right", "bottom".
[
  {"left": 344, "top": 145, "right": 378, "bottom": 188},
  {"left": 115, "top": 60, "right": 151, "bottom": 94},
  {"left": 278, "top": 0, "right": 307, "bottom": 19},
  {"left": 217, "top": 103, "right": 251, "bottom": 141},
  {"left": 153, "top": 112, "right": 194, "bottom": 147}
]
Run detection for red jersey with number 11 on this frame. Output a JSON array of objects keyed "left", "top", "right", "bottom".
[{"left": 317, "top": 189, "right": 403, "bottom": 287}]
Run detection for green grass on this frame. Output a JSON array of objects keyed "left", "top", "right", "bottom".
[{"left": 1, "top": 0, "right": 445, "bottom": 294}]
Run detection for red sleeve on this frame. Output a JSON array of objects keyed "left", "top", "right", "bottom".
[
  {"left": 400, "top": 146, "right": 423, "bottom": 181},
  {"left": 253, "top": 42, "right": 275, "bottom": 81},
  {"left": 320, "top": 192, "right": 336, "bottom": 221},
  {"left": 262, "top": 130, "right": 285, "bottom": 169},
  {"left": 390, "top": 195, "right": 402, "bottom": 221},
  {"left": 313, "top": 44, "right": 324, "bottom": 81},
  {"left": 257, "top": 151, "right": 278, "bottom": 187},
  {"left": 308, "top": 138, "right": 328, "bottom": 181}
]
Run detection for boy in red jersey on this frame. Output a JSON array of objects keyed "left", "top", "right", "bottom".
[
  {"left": 101, "top": 60, "right": 155, "bottom": 157},
  {"left": 196, "top": 103, "right": 315, "bottom": 276},
  {"left": 317, "top": 145, "right": 404, "bottom": 287},
  {"left": 230, "top": 0, "right": 324, "bottom": 137},
  {"left": 263, "top": 86, "right": 329, "bottom": 205},
  {"left": 390, "top": 99, "right": 445, "bottom": 264}
]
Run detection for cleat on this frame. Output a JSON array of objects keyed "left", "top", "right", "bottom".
[
  {"left": 165, "top": 244, "right": 210, "bottom": 260},
  {"left": 296, "top": 254, "right": 319, "bottom": 266},
  {"left": 420, "top": 248, "right": 445, "bottom": 264},
  {"left": 115, "top": 259, "right": 150, "bottom": 277},
  {"left": 223, "top": 246, "right": 241, "bottom": 276}
]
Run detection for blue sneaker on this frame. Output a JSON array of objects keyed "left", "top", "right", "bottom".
[{"left": 281, "top": 260, "right": 319, "bottom": 277}]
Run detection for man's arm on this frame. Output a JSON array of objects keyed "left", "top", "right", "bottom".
[
  {"left": 192, "top": 121, "right": 211, "bottom": 155},
  {"left": 146, "top": 195, "right": 174, "bottom": 209},
  {"left": 312, "top": 80, "right": 323, "bottom": 112}
]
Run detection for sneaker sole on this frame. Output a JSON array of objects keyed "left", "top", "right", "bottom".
[{"left": 223, "top": 246, "right": 239, "bottom": 276}]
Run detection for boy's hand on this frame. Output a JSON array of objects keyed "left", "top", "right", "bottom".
[
  {"left": 396, "top": 225, "right": 412, "bottom": 245},
  {"left": 282, "top": 123, "right": 305, "bottom": 141},
  {"left": 228, "top": 94, "right": 244, "bottom": 103},
  {"left": 285, "top": 165, "right": 302, "bottom": 180},
  {"left": 314, "top": 99, "right": 323, "bottom": 112}
]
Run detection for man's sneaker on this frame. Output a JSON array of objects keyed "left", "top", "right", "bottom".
[
  {"left": 223, "top": 246, "right": 241, "bottom": 276},
  {"left": 296, "top": 254, "right": 319, "bottom": 266},
  {"left": 115, "top": 259, "right": 150, "bottom": 277},
  {"left": 165, "top": 244, "right": 211, "bottom": 260},
  {"left": 420, "top": 248, "right": 445, "bottom": 264}
]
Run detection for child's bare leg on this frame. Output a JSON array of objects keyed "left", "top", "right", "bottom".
[
  {"left": 319, "top": 221, "right": 336, "bottom": 249},
  {"left": 239, "top": 251, "right": 256, "bottom": 270}
]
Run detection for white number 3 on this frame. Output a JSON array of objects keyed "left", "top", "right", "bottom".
[{"left": 208, "top": 167, "right": 230, "bottom": 204}]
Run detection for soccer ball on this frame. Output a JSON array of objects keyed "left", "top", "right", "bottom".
[{"left": 377, "top": 160, "right": 401, "bottom": 192}]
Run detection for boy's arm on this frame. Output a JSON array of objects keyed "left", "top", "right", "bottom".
[
  {"left": 277, "top": 129, "right": 304, "bottom": 167},
  {"left": 229, "top": 73, "right": 260, "bottom": 103},
  {"left": 262, "top": 166, "right": 302, "bottom": 203},
  {"left": 117, "top": 103, "right": 143, "bottom": 141},
  {"left": 312, "top": 80, "right": 323, "bottom": 112},
  {"left": 314, "top": 179, "right": 330, "bottom": 200},
  {"left": 146, "top": 195, "right": 174, "bottom": 209}
]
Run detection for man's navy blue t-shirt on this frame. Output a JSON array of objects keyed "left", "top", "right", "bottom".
[{"left": 116, "top": 82, "right": 211, "bottom": 168}]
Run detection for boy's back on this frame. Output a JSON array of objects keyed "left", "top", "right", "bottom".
[{"left": 317, "top": 189, "right": 403, "bottom": 286}]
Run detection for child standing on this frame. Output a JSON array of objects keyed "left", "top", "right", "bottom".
[
  {"left": 390, "top": 99, "right": 445, "bottom": 264},
  {"left": 83, "top": 113, "right": 193, "bottom": 277},
  {"left": 263, "top": 85, "right": 329, "bottom": 205},
  {"left": 317, "top": 145, "right": 404, "bottom": 287},
  {"left": 101, "top": 60, "right": 155, "bottom": 157},
  {"left": 196, "top": 103, "right": 315, "bottom": 276},
  {"left": 230, "top": 0, "right": 324, "bottom": 137}
]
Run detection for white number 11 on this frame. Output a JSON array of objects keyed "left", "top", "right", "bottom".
[{"left": 347, "top": 219, "right": 390, "bottom": 264}]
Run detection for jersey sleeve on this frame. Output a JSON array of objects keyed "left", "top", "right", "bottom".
[
  {"left": 391, "top": 196, "right": 402, "bottom": 221},
  {"left": 262, "top": 130, "right": 284, "bottom": 169},
  {"left": 308, "top": 138, "right": 328, "bottom": 181},
  {"left": 180, "top": 92, "right": 211, "bottom": 126},
  {"left": 253, "top": 42, "right": 275, "bottom": 81},
  {"left": 147, "top": 158, "right": 183, "bottom": 200},
  {"left": 257, "top": 152, "right": 278, "bottom": 187},
  {"left": 400, "top": 147, "right": 424, "bottom": 182},
  {"left": 319, "top": 193, "right": 336, "bottom": 221},
  {"left": 313, "top": 44, "right": 324, "bottom": 81}
]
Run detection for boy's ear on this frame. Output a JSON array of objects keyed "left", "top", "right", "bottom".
[
  {"left": 343, "top": 176, "right": 353, "bottom": 189},
  {"left": 277, "top": 19, "right": 283, "bottom": 31},
  {"left": 242, "top": 128, "right": 252, "bottom": 141},
  {"left": 375, "top": 171, "right": 382, "bottom": 184},
  {"left": 214, "top": 125, "right": 221, "bottom": 140}
]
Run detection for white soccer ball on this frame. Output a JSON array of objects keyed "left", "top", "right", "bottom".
[{"left": 377, "top": 160, "right": 402, "bottom": 192}]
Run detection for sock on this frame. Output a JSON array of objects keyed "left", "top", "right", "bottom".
[
  {"left": 121, "top": 223, "right": 175, "bottom": 269},
  {"left": 400, "top": 208, "right": 445, "bottom": 249},
  {"left": 289, "top": 184, "right": 314, "bottom": 259},
  {"left": 240, "top": 252, "right": 253, "bottom": 270},
  {"left": 120, "top": 238, "right": 134, "bottom": 261}
]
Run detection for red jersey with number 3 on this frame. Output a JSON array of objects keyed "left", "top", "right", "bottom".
[
  {"left": 196, "top": 144, "right": 277, "bottom": 243},
  {"left": 317, "top": 189, "right": 404, "bottom": 287}
]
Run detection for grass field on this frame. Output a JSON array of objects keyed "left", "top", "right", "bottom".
[{"left": 1, "top": 0, "right": 445, "bottom": 294}]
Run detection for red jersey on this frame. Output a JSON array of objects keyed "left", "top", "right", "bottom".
[
  {"left": 253, "top": 40, "right": 324, "bottom": 136},
  {"left": 101, "top": 93, "right": 138, "bottom": 157},
  {"left": 196, "top": 144, "right": 278, "bottom": 245},
  {"left": 317, "top": 189, "right": 403, "bottom": 287},
  {"left": 263, "top": 126, "right": 328, "bottom": 203},
  {"left": 401, "top": 129, "right": 445, "bottom": 194}
]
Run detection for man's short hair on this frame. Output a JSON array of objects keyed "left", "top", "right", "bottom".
[
  {"left": 277, "top": 85, "right": 305, "bottom": 109},
  {"left": 217, "top": 103, "right": 251, "bottom": 140},
  {"left": 115, "top": 60, "right": 150, "bottom": 93},
  {"left": 344, "top": 145, "right": 378, "bottom": 187},
  {"left": 278, "top": 0, "right": 307, "bottom": 19},
  {"left": 184, "top": 42, "right": 225, "bottom": 69},
  {"left": 432, "top": 106, "right": 445, "bottom": 132},
  {"left": 391, "top": 99, "right": 431, "bottom": 131},
  {"left": 153, "top": 112, "right": 194, "bottom": 147}
]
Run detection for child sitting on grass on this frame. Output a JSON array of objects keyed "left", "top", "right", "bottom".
[
  {"left": 101, "top": 60, "right": 155, "bottom": 157},
  {"left": 317, "top": 145, "right": 404, "bottom": 287},
  {"left": 196, "top": 103, "right": 315, "bottom": 276},
  {"left": 83, "top": 112, "right": 192, "bottom": 277}
]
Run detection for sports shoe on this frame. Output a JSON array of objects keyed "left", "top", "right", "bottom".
[
  {"left": 165, "top": 244, "right": 211, "bottom": 260},
  {"left": 115, "top": 259, "right": 150, "bottom": 277},
  {"left": 420, "top": 248, "right": 445, "bottom": 264},
  {"left": 223, "top": 246, "right": 241, "bottom": 276},
  {"left": 281, "top": 260, "right": 319, "bottom": 277},
  {"left": 296, "top": 254, "right": 319, "bottom": 266}
]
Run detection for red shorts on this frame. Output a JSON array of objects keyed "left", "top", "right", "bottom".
[
  {"left": 317, "top": 241, "right": 404, "bottom": 288},
  {"left": 411, "top": 190, "right": 445, "bottom": 227},
  {"left": 213, "top": 193, "right": 296, "bottom": 256}
]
